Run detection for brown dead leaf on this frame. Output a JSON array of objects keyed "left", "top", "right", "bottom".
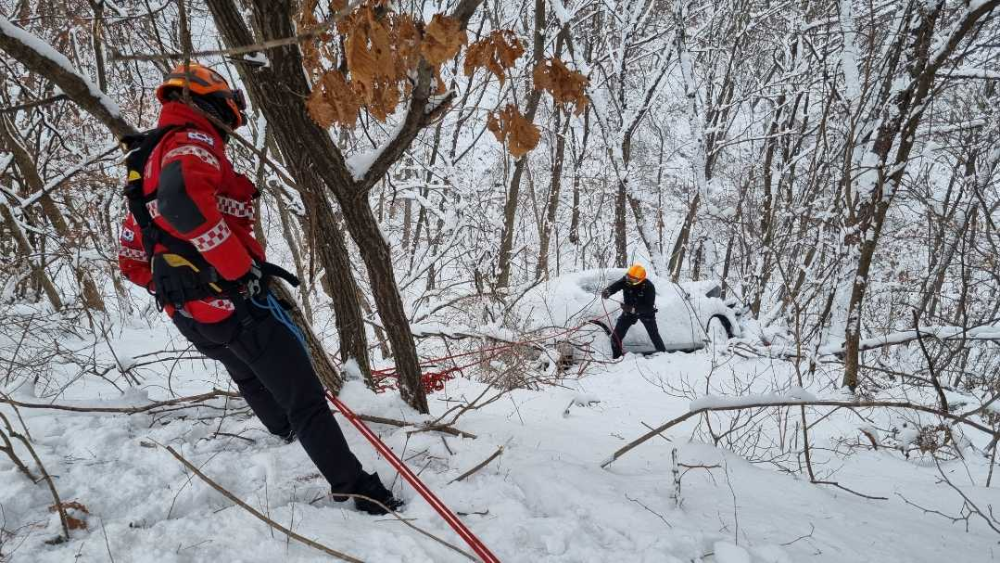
[
  {"left": 488, "top": 104, "right": 540, "bottom": 158},
  {"left": 307, "top": 88, "right": 337, "bottom": 128},
  {"left": 421, "top": 14, "right": 467, "bottom": 66},
  {"left": 297, "top": 0, "right": 323, "bottom": 78},
  {"left": 391, "top": 13, "right": 422, "bottom": 77},
  {"left": 464, "top": 30, "right": 524, "bottom": 85},
  {"left": 49, "top": 501, "right": 90, "bottom": 531},
  {"left": 307, "top": 70, "right": 362, "bottom": 128},
  {"left": 533, "top": 57, "right": 589, "bottom": 115}
]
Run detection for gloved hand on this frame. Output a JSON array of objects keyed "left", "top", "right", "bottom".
[
  {"left": 237, "top": 262, "right": 264, "bottom": 298},
  {"left": 601, "top": 290, "right": 610, "bottom": 299}
]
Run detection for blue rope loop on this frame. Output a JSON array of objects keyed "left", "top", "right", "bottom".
[{"left": 251, "top": 292, "right": 308, "bottom": 350}]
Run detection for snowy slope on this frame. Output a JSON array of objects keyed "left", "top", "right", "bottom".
[{"left": 2, "top": 324, "right": 998, "bottom": 563}]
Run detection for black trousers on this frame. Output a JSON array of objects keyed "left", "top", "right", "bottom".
[
  {"left": 611, "top": 312, "right": 667, "bottom": 358},
  {"left": 172, "top": 301, "right": 364, "bottom": 494}
]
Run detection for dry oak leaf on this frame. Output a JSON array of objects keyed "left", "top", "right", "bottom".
[
  {"left": 297, "top": 0, "right": 323, "bottom": 77},
  {"left": 49, "top": 501, "right": 90, "bottom": 531},
  {"left": 342, "top": 7, "right": 396, "bottom": 101},
  {"left": 422, "top": 14, "right": 467, "bottom": 66},
  {"left": 533, "top": 57, "right": 589, "bottom": 115},
  {"left": 390, "top": 13, "right": 422, "bottom": 78},
  {"left": 307, "top": 70, "right": 362, "bottom": 128},
  {"left": 488, "top": 104, "right": 540, "bottom": 158},
  {"left": 464, "top": 30, "right": 524, "bottom": 85}
]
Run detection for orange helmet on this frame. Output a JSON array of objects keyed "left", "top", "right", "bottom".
[
  {"left": 156, "top": 62, "right": 247, "bottom": 128},
  {"left": 626, "top": 264, "right": 646, "bottom": 285}
]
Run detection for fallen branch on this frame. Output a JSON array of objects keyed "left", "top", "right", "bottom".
[
  {"left": 358, "top": 413, "right": 477, "bottom": 440},
  {"left": 0, "top": 390, "right": 240, "bottom": 415},
  {"left": 160, "top": 445, "right": 363, "bottom": 562},
  {"left": 601, "top": 398, "right": 1000, "bottom": 468},
  {"left": 450, "top": 446, "right": 503, "bottom": 484}
]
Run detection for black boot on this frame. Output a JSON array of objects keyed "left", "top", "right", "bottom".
[{"left": 333, "top": 472, "right": 404, "bottom": 515}]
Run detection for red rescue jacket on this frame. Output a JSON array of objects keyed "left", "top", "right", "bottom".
[{"left": 118, "top": 102, "right": 263, "bottom": 323}]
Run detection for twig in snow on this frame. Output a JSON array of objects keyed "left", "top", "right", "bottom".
[
  {"left": 212, "top": 432, "right": 255, "bottom": 444},
  {"left": 897, "top": 492, "right": 971, "bottom": 528},
  {"left": 450, "top": 446, "right": 504, "bottom": 484},
  {"left": 159, "top": 444, "right": 363, "bottom": 562},
  {"left": 625, "top": 494, "right": 672, "bottom": 528},
  {"left": 779, "top": 523, "right": 816, "bottom": 547},
  {"left": 724, "top": 462, "right": 739, "bottom": 544},
  {"left": 99, "top": 517, "right": 115, "bottom": 563},
  {"left": 934, "top": 456, "right": 1000, "bottom": 535},
  {"left": 0, "top": 408, "right": 69, "bottom": 541},
  {"left": 812, "top": 480, "right": 888, "bottom": 501},
  {"left": 441, "top": 436, "right": 454, "bottom": 456},
  {"left": 641, "top": 421, "right": 672, "bottom": 443},
  {"left": 357, "top": 413, "right": 476, "bottom": 439}
]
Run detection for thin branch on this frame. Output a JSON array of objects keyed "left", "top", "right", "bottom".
[
  {"left": 449, "top": 446, "right": 503, "bottom": 484},
  {"left": 0, "top": 389, "right": 240, "bottom": 415},
  {"left": 109, "top": 0, "right": 364, "bottom": 62},
  {"left": 602, "top": 398, "right": 1000, "bottom": 468},
  {"left": 160, "top": 444, "right": 363, "bottom": 562},
  {"left": 0, "top": 94, "right": 68, "bottom": 114}
]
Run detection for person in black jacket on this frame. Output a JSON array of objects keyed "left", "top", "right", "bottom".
[{"left": 602, "top": 264, "right": 667, "bottom": 358}]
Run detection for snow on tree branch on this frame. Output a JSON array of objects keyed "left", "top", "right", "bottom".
[{"left": 0, "top": 17, "right": 134, "bottom": 139}]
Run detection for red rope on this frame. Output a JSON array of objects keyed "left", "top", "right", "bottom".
[
  {"left": 601, "top": 297, "right": 625, "bottom": 357},
  {"left": 370, "top": 321, "right": 596, "bottom": 393},
  {"left": 327, "top": 393, "right": 501, "bottom": 563}
]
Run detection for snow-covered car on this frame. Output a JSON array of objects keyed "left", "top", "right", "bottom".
[{"left": 517, "top": 269, "right": 742, "bottom": 359}]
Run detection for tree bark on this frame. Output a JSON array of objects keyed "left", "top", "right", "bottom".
[{"left": 207, "top": 0, "right": 374, "bottom": 386}]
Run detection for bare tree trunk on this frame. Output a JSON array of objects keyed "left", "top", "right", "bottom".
[
  {"left": 207, "top": 0, "right": 374, "bottom": 387},
  {"left": 842, "top": 1, "right": 999, "bottom": 389},
  {"left": 273, "top": 188, "right": 314, "bottom": 323},
  {"left": 207, "top": 0, "right": 490, "bottom": 412},
  {"left": 495, "top": 0, "right": 546, "bottom": 288},
  {"left": 0, "top": 200, "right": 63, "bottom": 309},
  {"left": 0, "top": 116, "right": 105, "bottom": 312},
  {"left": 568, "top": 107, "right": 590, "bottom": 245},
  {"left": 536, "top": 107, "right": 568, "bottom": 279}
]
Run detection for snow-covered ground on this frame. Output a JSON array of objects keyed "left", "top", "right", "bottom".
[{"left": 2, "top": 323, "right": 998, "bottom": 562}]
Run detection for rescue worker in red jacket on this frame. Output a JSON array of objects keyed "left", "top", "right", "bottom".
[{"left": 118, "top": 63, "right": 401, "bottom": 515}]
